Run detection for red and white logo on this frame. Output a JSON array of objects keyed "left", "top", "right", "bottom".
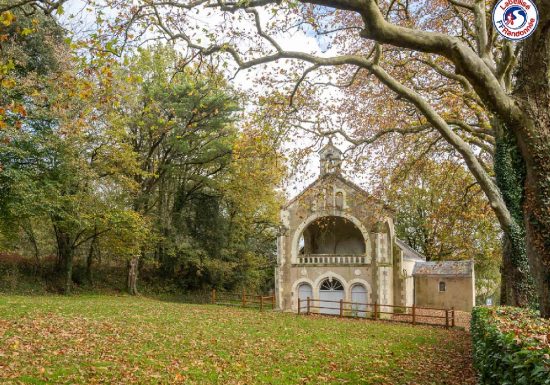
[{"left": 492, "top": 0, "right": 538, "bottom": 41}]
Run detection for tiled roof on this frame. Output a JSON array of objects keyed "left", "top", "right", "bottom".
[
  {"left": 413, "top": 260, "right": 474, "bottom": 277},
  {"left": 396, "top": 238, "right": 426, "bottom": 261}
]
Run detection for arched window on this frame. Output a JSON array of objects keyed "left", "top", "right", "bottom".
[
  {"left": 320, "top": 278, "right": 344, "bottom": 291},
  {"left": 335, "top": 191, "right": 344, "bottom": 209}
]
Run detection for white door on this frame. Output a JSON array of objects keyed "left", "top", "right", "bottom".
[
  {"left": 319, "top": 278, "right": 344, "bottom": 315},
  {"left": 298, "top": 283, "right": 313, "bottom": 312},
  {"left": 351, "top": 284, "right": 367, "bottom": 317}
]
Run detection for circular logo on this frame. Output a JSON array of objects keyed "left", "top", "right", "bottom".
[{"left": 492, "top": 0, "right": 538, "bottom": 41}]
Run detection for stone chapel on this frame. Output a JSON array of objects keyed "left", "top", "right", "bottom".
[{"left": 274, "top": 142, "right": 475, "bottom": 313}]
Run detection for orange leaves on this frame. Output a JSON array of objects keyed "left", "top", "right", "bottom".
[{"left": 0, "top": 102, "right": 27, "bottom": 130}]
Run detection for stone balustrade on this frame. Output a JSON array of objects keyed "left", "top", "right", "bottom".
[{"left": 296, "top": 254, "right": 369, "bottom": 265}]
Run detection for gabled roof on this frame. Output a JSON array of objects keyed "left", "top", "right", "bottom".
[
  {"left": 396, "top": 239, "right": 426, "bottom": 262},
  {"left": 413, "top": 260, "right": 474, "bottom": 277},
  {"left": 283, "top": 173, "right": 394, "bottom": 213},
  {"left": 319, "top": 141, "right": 342, "bottom": 157}
]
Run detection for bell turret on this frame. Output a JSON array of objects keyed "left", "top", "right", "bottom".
[{"left": 319, "top": 139, "right": 342, "bottom": 176}]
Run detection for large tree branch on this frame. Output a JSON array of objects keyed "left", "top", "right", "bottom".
[
  {"left": 367, "top": 63, "right": 513, "bottom": 232},
  {"left": 140, "top": 0, "right": 514, "bottom": 233},
  {"left": 270, "top": 0, "right": 524, "bottom": 129}
]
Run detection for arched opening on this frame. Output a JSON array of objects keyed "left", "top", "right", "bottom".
[
  {"left": 319, "top": 277, "right": 344, "bottom": 315},
  {"left": 351, "top": 284, "right": 368, "bottom": 317},
  {"left": 299, "top": 216, "right": 366, "bottom": 255},
  {"left": 298, "top": 282, "right": 313, "bottom": 300},
  {"left": 297, "top": 282, "right": 313, "bottom": 313}
]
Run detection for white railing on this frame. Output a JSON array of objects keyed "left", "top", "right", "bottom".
[{"left": 296, "top": 254, "right": 369, "bottom": 265}]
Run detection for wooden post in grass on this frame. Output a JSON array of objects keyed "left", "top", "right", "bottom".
[
  {"left": 242, "top": 289, "right": 246, "bottom": 307},
  {"left": 412, "top": 305, "right": 416, "bottom": 325},
  {"left": 271, "top": 295, "right": 275, "bottom": 310},
  {"left": 211, "top": 289, "right": 216, "bottom": 304},
  {"left": 445, "top": 309, "right": 449, "bottom": 329},
  {"left": 297, "top": 298, "right": 301, "bottom": 315},
  {"left": 374, "top": 301, "right": 378, "bottom": 320},
  {"left": 451, "top": 307, "right": 455, "bottom": 328},
  {"left": 339, "top": 299, "right": 343, "bottom": 318},
  {"left": 307, "top": 297, "right": 311, "bottom": 315},
  {"left": 260, "top": 296, "right": 264, "bottom": 311}
]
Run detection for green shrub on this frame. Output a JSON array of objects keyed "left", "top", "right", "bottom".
[{"left": 471, "top": 306, "right": 550, "bottom": 385}]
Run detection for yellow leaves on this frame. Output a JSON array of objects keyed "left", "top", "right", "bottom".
[
  {"left": 20, "top": 27, "right": 33, "bottom": 36},
  {"left": 1, "top": 77, "right": 16, "bottom": 89},
  {"left": 0, "top": 59, "right": 15, "bottom": 75},
  {"left": 0, "top": 11, "right": 15, "bottom": 27}
]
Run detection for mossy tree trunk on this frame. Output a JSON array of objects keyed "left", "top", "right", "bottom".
[{"left": 511, "top": 7, "right": 550, "bottom": 317}]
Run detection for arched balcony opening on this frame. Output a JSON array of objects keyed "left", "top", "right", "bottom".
[{"left": 296, "top": 216, "right": 367, "bottom": 265}]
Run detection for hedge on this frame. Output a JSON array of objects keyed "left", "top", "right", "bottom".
[{"left": 471, "top": 306, "right": 550, "bottom": 385}]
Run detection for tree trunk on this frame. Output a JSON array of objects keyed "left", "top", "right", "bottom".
[
  {"left": 512, "top": 3, "right": 550, "bottom": 317},
  {"left": 500, "top": 232, "right": 536, "bottom": 307},
  {"left": 22, "top": 222, "right": 40, "bottom": 275},
  {"left": 86, "top": 235, "right": 97, "bottom": 285},
  {"left": 56, "top": 229, "right": 74, "bottom": 294},
  {"left": 127, "top": 257, "right": 139, "bottom": 295},
  {"left": 494, "top": 124, "right": 537, "bottom": 308}
]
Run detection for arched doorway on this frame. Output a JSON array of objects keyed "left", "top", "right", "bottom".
[
  {"left": 297, "top": 283, "right": 313, "bottom": 312},
  {"left": 351, "top": 284, "right": 368, "bottom": 317},
  {"left": 319, "top": 278, "right": 344, "bottom": 315}
]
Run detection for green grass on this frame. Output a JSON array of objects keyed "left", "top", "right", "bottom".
[{"left": 0, "top": 295, "right": 475, "bottom": 384}]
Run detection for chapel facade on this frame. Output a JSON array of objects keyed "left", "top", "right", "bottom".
[{"left": 274, "top": 142, "right": 475, "bottom": 314}]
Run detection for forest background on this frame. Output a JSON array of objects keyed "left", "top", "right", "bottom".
[{"left": 0, "top": 2, "right": 501, "bottom": 304}]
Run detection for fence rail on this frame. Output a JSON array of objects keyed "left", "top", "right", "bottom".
[
  {"left": 297, "top": 297, "right": 458, "bottom": 329},
  {"left": 211, "top": 289, "right": 275, "bottom": 311}
]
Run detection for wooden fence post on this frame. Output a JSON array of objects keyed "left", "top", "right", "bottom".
[
  {"left": 271, "top": 295, "right": 275, "bottom": 309},
  {"left": 412, "top": 305, "right": 416, "bottom": 325},
  {"left": 297, "top": 298, "right": 301, "bottom": 315},
  {"left": 339, "top": 299, "right": 343, "bottom": 318},
  {"left": 445, "top": 309, "right": 449, "bottom": 329},
  {"left": 242, "top": 289, "right": 246, "bottom": 308},
  {"left": 307, "top": 297, "right": 311, "bottom": 315},
  {"left": 374, "top": 301, "right": 378, "bottom": 320},
  {"left": 260, "top": 296, "right": 264, "bottom": 311},
  {"left": 211, "top": 289, "right": 216, "bottom": 305},
  {"left": 451, "top": 307, "right": 455, "bottom": 328}
]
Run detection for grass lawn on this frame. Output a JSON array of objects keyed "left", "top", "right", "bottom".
[{"left": 0, "top": 295, "right": 475, "bottom": 385}]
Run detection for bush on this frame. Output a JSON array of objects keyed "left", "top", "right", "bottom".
[{"left": 471, "top": 306, "right": 550, "bottom": 385}]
